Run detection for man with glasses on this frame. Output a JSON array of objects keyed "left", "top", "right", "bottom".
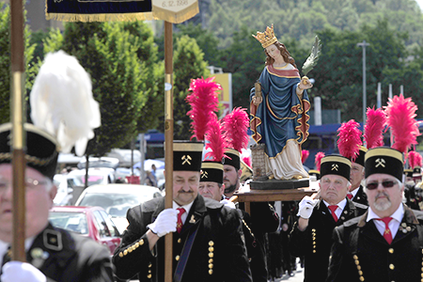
[
  {"left": 289, "top": 155, "right": 365, "bottom": 282},
  {"left": 0, "top": 123, "right": 113, "bottom": 282},
  {"left": 326, "top": 147, "right": 423, "bottom": 282}
]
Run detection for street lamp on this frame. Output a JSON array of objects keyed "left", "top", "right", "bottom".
[{"left": 357, "top": 40, "right": 370, "bottom": 125}]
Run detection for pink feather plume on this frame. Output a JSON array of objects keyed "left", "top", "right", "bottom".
[
  {"left": 222, "top": 107, "right": 250, "bottom": 152},
  {"left": 242, "top": 156, "right": 252, "bottom": 168},
  {"left": 186, "top": 77, "right": 221, "bottom": 141},
  {"left": 384, "top": 94, "right": 420, "bottom": 154},
  {"left": 364, "top": 107, "right": 386, "bottom": 149},
  {"left": 204, "top": 113, "right": 227, "bottom": 162},
  {"left": 337, "top": 119, "right": 362, "bottom": 161},
  {"left": 408, "top": 151, "right": 422, "bottom": 169},
  {"left": 315, "top": 152, "right": 325, "bottom": 171},
  {"left": 301, "top": 150, "right": 310, "bottom": 164}
]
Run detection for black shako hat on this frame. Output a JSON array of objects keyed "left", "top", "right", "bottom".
[
  {"left": 0, "top": 123, "right": 59, "bottom": 179},
  {"left": 354, "top": 146, "right": 367, "bottom": 167},
  {"left": 200, "top": 161, "right": 224, "bottom": 184},
  {"left": 365, "top": 147, "right": 403, "bottom": 181},
  {"left": 308, "top": 169, "right": 320, "bottom": 180},
  {"left": 413, "top": 166, "right": 422, "bottom": 178},
  {"left": 320, "top": 155, "right": 351, "bottom": 181},
  {"left": 404, "top": 168, "right": 413, "bottom": 178},
  {"left": 173, "top": 141, "right": 203, "bottom": 171},
  {"left": 223, "top": 148, "right": 240, "bottom": 170}
]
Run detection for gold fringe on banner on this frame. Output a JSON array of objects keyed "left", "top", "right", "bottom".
[
  {"left": 152, "top": 2, "right": 198, "bottom": 24},
  {"left": 45, "top": 12, "right": 155, "bottom": 22}
]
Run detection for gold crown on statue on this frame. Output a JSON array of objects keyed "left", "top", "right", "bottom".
[{"left": 253, "top": 24, "right": 278, "bottom": 48}]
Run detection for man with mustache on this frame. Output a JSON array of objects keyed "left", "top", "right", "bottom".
[
  {"left": 326, "top": 147, "right": 423, "bottom": 282},
  {"left": 289, "top": 155, "right": 365, "bottom": 282},
  {"left": 113, "top": 141, "right": 252, "bottom": 282}
]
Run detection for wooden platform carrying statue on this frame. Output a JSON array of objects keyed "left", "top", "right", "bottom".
[{"left": 249, "top": 24, "right": 321, "bottom": 189}]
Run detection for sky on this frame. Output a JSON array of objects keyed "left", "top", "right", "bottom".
[{"left": 417, "top": 0, "right": 423, "bottom": 11}]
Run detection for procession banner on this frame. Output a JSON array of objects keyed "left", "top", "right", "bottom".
[
  {"left": 45, "top": 0, "right": 154, "bottom": 22},
  {"left": 46, "top": 0, "right": 199, "bottom": 23}
]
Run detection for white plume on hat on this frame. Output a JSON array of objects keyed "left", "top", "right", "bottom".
[{"left": 30, "top": 50, "right": 101, "bottom": 156}]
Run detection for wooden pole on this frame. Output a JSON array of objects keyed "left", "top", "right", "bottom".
[
  {"left": 164, "top": 20, "right": 174, "bottom": 282},
  {"left": 10, "top": 0, "right": 27, "bottom": 262}
]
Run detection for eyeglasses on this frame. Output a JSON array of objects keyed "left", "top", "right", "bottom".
[
  {"left": 366, "top": 180, "right": 397, "bottom": 190},
  {"left": 0, "top": 177, "right": 52, "bottom": 192}
]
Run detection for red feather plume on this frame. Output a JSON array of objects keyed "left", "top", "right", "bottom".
[
  {"left": 242, "top": 156, "right": 252, "bottom": 168},
  {"left": 337, "top": 119, "right": 362, "bottom": 161},
  {"left": 364, "top": 107, "right": 386, "bottom": 149},
  {"left": 408, "top": 151, "right": 422, "bottom": 169},
  {"left": 301, "top": 150, "right": 310, "bottom": 164},
  {"left": 222, "top": 107, "right": 250, "bottom": 152},
  {"left": 384, "top": 94, "right": 420, "bottom": 154},
  {"left": 186, "top": 77, "right": 221, "bottom": 141},
  {"left": 315, "top": 152, "right": 325, "bottom": 171},
  {"left": 204, "top": 113, "right": 227, "bottom": 162}
]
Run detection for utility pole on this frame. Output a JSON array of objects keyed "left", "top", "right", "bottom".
[{"left": 357, "top": 40, "right": 370, "bottom": 125}]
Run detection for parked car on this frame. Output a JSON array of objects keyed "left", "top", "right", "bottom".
[
  {"left": 75, "top": 184, "right": 164, "bottom": 233},
  {"left": 49, "top": 206, "right": 121, "bottom": 256}
]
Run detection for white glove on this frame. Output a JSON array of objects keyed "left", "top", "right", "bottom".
[
  {"left": 147, "top": 208, "right": 178, "bottom": 237},
  {"left": 1, "top": 261, "right": 46, "bottom": 282},
  {"left": 297, "top": 196, "right": 318, "bottom": 219},
  {"left": 220, "top": 199, "right": 236, "bottom": 209}
]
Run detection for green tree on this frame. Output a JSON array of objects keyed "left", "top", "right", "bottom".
[
  {"left": 173, "top": 35, "right": 210, "bottom": 140},
  {"left": 0, "top": 4, "right": 36, "bottom": 123},
  {"left": 43, "top": 21, "right": 159, "bottom": 156},
  {"left": 312, "top": 19, "right": 409, "bottom": 122}
]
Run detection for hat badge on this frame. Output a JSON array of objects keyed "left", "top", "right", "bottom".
[
  {"left": 181, "top": 155, "right": 192, "bottom": 165},
  {"left": 201, "top": 171, "right": 208, "bottom": 179},
  {"left": 375, "top": 158, "right": 386, "bottom": 168},
  {"left": 331, "top": 164, "right": 339, "bottom": 171}
]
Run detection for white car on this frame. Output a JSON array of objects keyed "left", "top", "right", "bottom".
[{"left": 75, "top": 184, "right": 164, "bottom": 233}]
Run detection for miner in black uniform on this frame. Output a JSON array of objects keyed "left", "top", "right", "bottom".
[
  {"left": 347, "top": 146, "right": 368, "bottom": 207},
  {"left": 113, "top": 141, "right": 252, "bottom": 282},
  {"left": 327, "top": 147, "right": 423, "bottom": 281},
  {"left": 289, "top": 155, "right": 366, "bottom": 282},
  {"left": 404, "top": 168, "right": 420, "bottom": 210},
  {"left": 0, "top": 123, "right": 113, "bottom": 282},
  {"left": 223, "top": 148, "right": 279, "bottom": 282}
]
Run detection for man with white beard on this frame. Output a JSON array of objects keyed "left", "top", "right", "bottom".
[{"left": 327, "top": 147, "right": 423, "bottom": 282}]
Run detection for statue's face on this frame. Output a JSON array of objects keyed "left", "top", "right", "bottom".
[{"left": 265, "top": 44, "right": 282, "bottom": 61}]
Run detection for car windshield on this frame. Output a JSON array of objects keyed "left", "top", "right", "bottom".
[
  {"left": 49, "top": 212, "right": 88, "bottom": 235},
  {"left": 78, "top": 192, "right": 161, "bottom": 217}
]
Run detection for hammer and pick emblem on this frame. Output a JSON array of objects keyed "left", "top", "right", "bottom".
[
  {"left": 201, "top": 171, "right": 208, "bottom": 178},
  {"left": 375, "top": 158, "right": 385, "bottom": 168},
  {"left": 331, "top": 164, "right": 339, "bottom": 171},
  {"left": 181, "top": 155, "right": 192, "bottom": 165}
]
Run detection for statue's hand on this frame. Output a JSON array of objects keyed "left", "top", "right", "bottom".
[
  {"left": 300, "top": 76, "right": 313, "bottom": 90},
  {"left": 252, "top": 95, "right": 262, "bottom": 106}
]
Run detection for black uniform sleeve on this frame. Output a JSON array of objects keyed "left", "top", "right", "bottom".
[
  {"left": 223, "top": 208, "right": 253, "bottom": 282},
  {"left": 326, "top": 226, "right": 352, "bottom": 282},
  {"left": 112, "top": 206, "right": 154, "bottom": 279},
  {"left": 288, "top": 220, "right": 310, "bottom": 257}
]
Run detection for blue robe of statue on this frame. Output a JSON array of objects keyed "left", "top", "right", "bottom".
[{"left": 250, "top": 65, "right": 310, "bottom": 159}]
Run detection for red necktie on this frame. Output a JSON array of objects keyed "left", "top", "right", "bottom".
[
  {"left": 328, "top": 205, "right": 338, "bottom": 222},
  {"left": 347, "top": 193, "right": 353, "bottom": 200},
  {"left": 176, "top": 208, "right": 186, "bottom": 233},
  {"left": 376, "top": 217, "right": 393, "bottom": 244}
]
